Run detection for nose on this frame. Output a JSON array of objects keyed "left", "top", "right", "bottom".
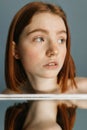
[{"left": 46, "top": 42, "right": 58, "bottom": 57}]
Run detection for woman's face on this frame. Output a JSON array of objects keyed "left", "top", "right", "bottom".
[{"left": 16, "top": 13, "right": 67, "bottom": 79}]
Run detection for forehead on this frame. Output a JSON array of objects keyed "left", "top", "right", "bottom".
[{"left": 24, "top": 12, "right": 66, "bottom": 33}]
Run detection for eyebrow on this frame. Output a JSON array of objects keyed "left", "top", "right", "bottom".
[{"left": 26, "top": 28, "right": 67, "bottom": 36}]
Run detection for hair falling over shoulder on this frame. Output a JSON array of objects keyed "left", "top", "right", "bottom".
[
  {"left": 4, "top": 102, "right": 31, "bottom": 130},
  {"left": 57, "top": 104, "right": 77, "bottom": 130},
  {"left": 5, "top": 102, "right": 77, "bottom": 130},
  {"left": 5, "top": 1, "right": 76, "bottom": 93}
]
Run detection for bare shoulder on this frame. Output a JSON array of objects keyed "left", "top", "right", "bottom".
[
  {"left": 2, "top": 88, "right": 19, "bottom": 94},
  {"left": 66, "top": 77, "right": 87, "bottom": 94},
  {"left": 63, "top": 77, "right": 87, "bottom": 94},
  {"left": 75, "top": 77, "right": 87, "bottom": 93},
  {"left": 75, "top": 77, "right": 87, "bottom": 86}
]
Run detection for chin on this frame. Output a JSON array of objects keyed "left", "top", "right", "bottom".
[{"left": 40, "top": 73, "right": 58, "bottom": 79}]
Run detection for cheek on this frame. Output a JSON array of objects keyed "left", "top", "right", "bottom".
[
  {"left": 27, "top": 51, "right": 39, "bottom": 60},
  {"left": 19, "top": 50, "right": 40, "bottom": 73},
  {"left": 61, "top": 49, "right": 66, "bottom": 62},
  {"left": 19, "top": 47, "right": 40, "bottom": 65},
  {"left": 63, "top": 51, "right": 66, "bottom": 59},
  {"left": 59, "top": 50, "right": 66, "bottom": 71}
]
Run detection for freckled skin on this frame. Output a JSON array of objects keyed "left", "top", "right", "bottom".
[
  {"left": 17, "top": 13, "right": 67, "bottom": 79},
  {"left": 3, "top": 13, "right": 87, "bottom": 96}
]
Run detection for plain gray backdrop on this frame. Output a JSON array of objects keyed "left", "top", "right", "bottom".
[{"left": 0, "top": 0, "right": 87, "bottom": 92}]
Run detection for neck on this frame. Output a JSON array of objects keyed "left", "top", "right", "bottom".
[
  {"left": 28, "top": 75, "right": 59, "bottom": 93},
  {"left": 24, "top": 101, "right": 58, "bottom": 127}
]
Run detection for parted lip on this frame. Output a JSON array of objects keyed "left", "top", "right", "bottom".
[{"left": 43, "top": 61, "right": 58, "bottom": 66}]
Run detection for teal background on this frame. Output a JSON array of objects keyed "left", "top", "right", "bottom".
[
  {"left": 0, "top": 0, "right": 87, "bottom": 93},
  {"left": 0, "top": 0, "right": 87, "bottom": 129},
  {"left": 0, "top": 0, "right": 87, "bottom": 130},
  {"left": 0, "top": 100, "right": 87, "bottom": 130}
]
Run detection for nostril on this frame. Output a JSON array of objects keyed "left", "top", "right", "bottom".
[{"left": 46, "top": 49, "right": 58, "bottom": 57}]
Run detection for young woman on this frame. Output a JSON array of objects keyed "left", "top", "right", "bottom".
[
  {"left": 5, "top": 100, "right": 77, "bottom": 130},
  {"left": 3, "top": 1, "right": 87, "bottom": 94},
  {"left": 3, "top": 2, "right": 87, "bottom": 130}
]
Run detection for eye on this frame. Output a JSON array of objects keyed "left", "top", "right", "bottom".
[
  {"left": 57, "top": 38, "right": 66, "bottom": 44},
  {"left": 34, "top": 37, "right": 44, "bottom": 43}
]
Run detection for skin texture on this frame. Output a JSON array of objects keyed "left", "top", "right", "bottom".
[
  {"left": 2, "top": 13, "right": 87, "bottom": 94},
  {"left": 14, "top": 13, "right": 67, "bottom": 92},
  {"left": 23, "top": 100, "right": 87, "bottom": 130},
  {"left": 23, "top": 101, "right": 62, "bottom": 130},
  {"left": 3, "top": 3, "right": 87, "bottom": 130}
]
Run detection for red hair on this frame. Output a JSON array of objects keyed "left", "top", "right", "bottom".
[{"left": 5, "top": 1, "right": 76, "bottom": 93}]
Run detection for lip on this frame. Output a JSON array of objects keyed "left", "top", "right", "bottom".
[{"left": 43, "top": 61, "right": 58, "bottom": 69}]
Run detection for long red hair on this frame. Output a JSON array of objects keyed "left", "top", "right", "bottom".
[{"left": 5, "top": 1, "right": 76, "bottom": 93}]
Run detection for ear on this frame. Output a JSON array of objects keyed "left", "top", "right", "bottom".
[{"left": 12, "top": 41, "right": 20, "bottom": 59}]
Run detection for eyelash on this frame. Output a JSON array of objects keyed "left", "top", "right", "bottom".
[
  {"left": 32, "top": 36, "right": 66, "bottom": 44},
  {"left": 33, "top": 36, "right": 45, "bottom": 43},
  {"left": 57, "top": 38, "right": 66, "bottom": 44}
]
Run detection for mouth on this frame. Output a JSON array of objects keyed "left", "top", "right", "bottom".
[{"left": 43, "top": 61, "right": 58, "bottom": 69}]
